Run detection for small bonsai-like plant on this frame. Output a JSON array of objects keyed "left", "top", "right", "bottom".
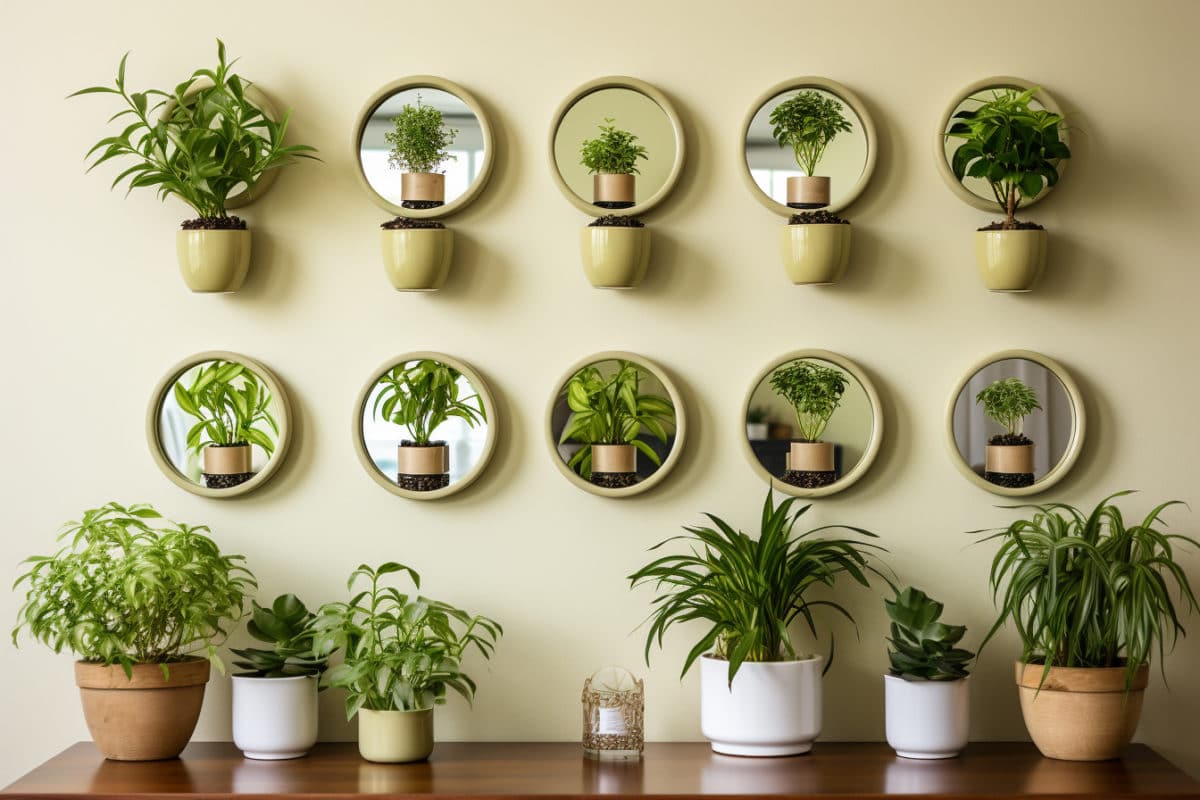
[
  {"left": 385, "top": 93, "right": 459, "bottom": 174},
  {"left": 559, "top": 360, "right": 675, "bottom": 478},
  {"left": 946, "top": 87, "right": 1071, "bottom": 228},
  {"left": 231, "top": 594, "right": 331, "bottom": 679},
  {"left": 311, "top": 563, "right": 502, "bottom": 719},
  {"left": 173, "top": 360, "right": 279, "bottom": 458},
  {"left": 885, "top": 587, "right": 974, "bottom": 681},
  {"left": 629, "top": 488, "right": 887, "bottom": 685},
  {"left": 12, "top": 502, "right": 254, "bottom": 676},
  {"left": 580, "top": 117, "right": 649, "bottom": 175},
  {"left": 372, "top": 359, "right": 486, "bottom": 446},
  {"left": 769, "top": 361, "right": 847, "bottom": 443},
  {"left": 71, "top": 39, "right": 318, "bottom": 224},
  {"left": 768, "top": 90, "right": 853, "bottom": 177},
  {"left": 975, "top": 377, "right": 1040, "bottom": 442}
]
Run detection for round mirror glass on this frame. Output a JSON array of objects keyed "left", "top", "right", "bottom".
[
  {"left": 354, "top": 353, "right": 497, "bottom": 499},
  {"left": 948, "top": 351, "right": 1084, "bottom": 496},
  {"left": 547, "top": 353, "right": 686, "bottom": 496},
  {"left": 742, "top": 351, "right": 882, "bottom": 498},
  {"left": 148, "top": 352, "right": 292, "bottom": 498}
]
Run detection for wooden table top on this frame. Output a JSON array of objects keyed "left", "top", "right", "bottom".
[{"left": 4, "top": 741, "right": 1199, "bottom": 799}]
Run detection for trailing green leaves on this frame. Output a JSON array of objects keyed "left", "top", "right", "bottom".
[
  {"left": 885, "top": 586, "right": 974, "bottom": 681},
  {"left": 768, "top": 90, "right": 853, "bottom": 177},
  {"left": 231, "top": 594, "right": 332, "bottom": 679},
  {"left": 173, "top": 360, "right": 279, "bottom": 457},
  {"left": 975, "top": 377, "right": 1040, "bottom": 437},
  {"left": 372, "top": 359, "right": 486, "bottom": 446},
  {"left": 385, "top": 93, "right": 459, "bottom": 173},
  {"left": 580, "top": 117, "right": 649, "bottom": 175},
  {"left": 768, "top": 360, "right": 847, "bottom": 443}
]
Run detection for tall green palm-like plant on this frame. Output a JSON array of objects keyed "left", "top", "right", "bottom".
[
  {"left": 629, "top": 488, "right": 888, "bottom": 686},
  {"left": 372, "top": 360, "right": 486, "bottom": 446},
  {"left": 768, "top": 90, "right": 853, "bottom": 176},
  {"left": 173, "top": 360, "right": 278, "bottom": 457},
  {"left": 975, "top": 491, "right": 1200, "bottom": 688}
]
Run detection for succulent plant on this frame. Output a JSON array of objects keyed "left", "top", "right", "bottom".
[
  {"left": 231, "top": 594, "right": 330, "bottom": 678},
  {"left": 885, "top": 586, "right": 974, "bottom": 681}
]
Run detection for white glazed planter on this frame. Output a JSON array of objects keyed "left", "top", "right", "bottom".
[
  {"left": 884, "top": 675, "right": 970, "bottom": 759},
  {"left": 231, "top": 675, "right": 319, "bottom": 760},
  {"left": 700, "top": 655, "right": 822, "bottom": 756}
]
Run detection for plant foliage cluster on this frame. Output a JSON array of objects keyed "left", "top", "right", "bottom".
[
  {"left": 769, "top": 361, "right": 847, "bottom": 443},
  {"left": 768, "top": 90, "right": 853, "bottom": 176},
  {"left": 975, "top": 377, "right": 1040, "bottom": 438},
  {"left": 385, "top": 94, "right": 459, "bottom": 174},
  {"left": 580, "top": 117, "right": 649, "bottom": 175},
  {"left": 173, "top": 360, "right": 279, "bottom": 457},
  {"left": 885, "top": 586, "right": 974, "bottom": 681},
  {"left": 372, "top": 359, "right": 486, "bottom": 446},
  {"left": 231, "top": 594, "right": 330, "bottom": 679}
]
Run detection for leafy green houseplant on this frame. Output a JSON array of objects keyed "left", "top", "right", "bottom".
[
  {"left": 580, "top": 117, "right": 648, "bottom": 209},
  {"left": 628, "top": 489, "right": 886, "bottom": 756},
  {"left": 975, "top": 377, "right": 1041, "bottom": 488},
  {"left": 12, "top": 502, "right": 254, "bottom": 760},
  {"left": 232, "top": 594, "right": 329, "bottom": 679},
  {"left": 558, "top": 360, "right": 675, "bottom": 488},
  {"left": 769, "top": 360, "right": 847, "bottom": 488},
  {"left": 886, "top": 587, "right": 974, "bottom": 681},
  {"left": 769, "top": 90, "right": 852, "bottom": 210},
  {"left": 385, "top": 93, "right": 459, "bottom": 207},
  {"left": 746, "top": 406, "right": 769, "bottom": 440},
  {"left": 311, "top": 563, "right": 502, "bottom": 763},
  {"left": 975, "top": 492, "right": 1200, "bottom": 760}
]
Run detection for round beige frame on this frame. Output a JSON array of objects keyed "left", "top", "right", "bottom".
[
  {"left": 740, "top": 77, "right": 878, "bottom": 217},
  {"left": 935, "top": 76, "right": 1070, "bottom": 213},
  {"left": 352, "top": 76, "right": 495, "bottom": 219},
  {"left": 741, "top": 350, "right": 883, "bottom": 499},
  {"left": 944, "top": 349, "right": 1086, "bottom": 497},
  {"left": 548, "top": 77, "right": 687, "bottom": 218},
  {"left": 146, "top": 351, "right": 293, "bottom": 499},
  {"left": 353, "top": 352, "right": 499, "bottom": 500},
  {"left": 545, "top": 351, "right": 687, "bottom": 498}
]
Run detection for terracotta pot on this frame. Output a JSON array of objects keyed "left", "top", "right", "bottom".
[
  {"left": 358, "top": 708, "right": 434, "bottom": 763},
  {"left": 593, "top": 173, "right": 636, "bottom": 207},
  {"left": 786, "top": 175, "right": 831, "bottom": 209},
  {"left": 580, "top": 227, "right": 651, "bottom": 288},
  {"left": 75, "top": 659, "right": 210, "bottom": 761},
  {"left": 401, "top": 172, "right": 445, "bottom": 204},
  {"left": 768, "top": 423, "right": 793, "bottom": 441},
  {"left": 1015, "top": 661, "right": 1149, "bottom": 761},
  {"left": 175, "top": 229, "right": 251, "bottom": 293},
  {"left": 380, "top": 228, "right": 453, "bottom": 291},
  {"left": 780, "top": 224, "right": 851, "bottom": 285},
  {"left": 975, "top": 228, "right": 1047, "bottom": 292},
  {"left": 985, "top": 444, "right": 1034, "bottom": 475},
  {"left": 397, "top": 443, "right": 449, "bottom": 475},
  {"left": 591, "top": 444, "right": 636, "bottom": 474},
  {"left": 203, "top": 443, "right": 251, "bottom": 475},
  {"left": 789, "top": 441, "right": 834, "bottom": 472}
]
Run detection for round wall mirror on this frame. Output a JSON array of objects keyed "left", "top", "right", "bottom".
[
  {"left": 946, "top": 350, "right": 1085, "bottom": 496},
  {"left": 549, "top": 77, "right": 686, "bottom": 217},
  {"left": 353, "top": 76, "right": 494, "bottom": 219},
  {"left": 353, "top": 353, "right": 498, "bottom": 500},
  {"left": 546, "top": 352, "right": 686, "bottom": 497},
  {"left": 741, "top": 350, "right": 882, "bottom": 498},
  {"left": 936, "top": 76, "right": 1069, "bottom": 212},
  {"left": 147, "top": 351, "right": 292, "bottom": 498}
]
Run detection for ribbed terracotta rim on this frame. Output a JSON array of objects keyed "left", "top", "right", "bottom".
[
  {"left": 1014, "top": 661, "right": 1149, "bottom": 693},
  {"left": 75, "top": 658, "right": 211, "bottom": 690}
]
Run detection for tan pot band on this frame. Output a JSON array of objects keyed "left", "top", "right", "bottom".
[
  {"left": 787, "top": 176, "right": 830, "bottom": 206},
  {"left": 594, "top": 173, "right": 635, "bottom": 204},
  {"left": 75, "top": 659, "right": 211, "bottom": 690},
  {"left": 401, "top": 172, "right": 445, "bottom": 203},
  {"left": 789, "top": 441, "right": 834, "bottom": 472},
  {"left": 592, "top": 444, "right": 636, "bottom": 473},
  {"left": 397, "top": 444, "right": 449, "bottom": 475},
  {"left": 986, "top": 444, "right": 1034, "bottom": 474},
  {"left": 203, "top": 444, "right": 251, "bottom": 475}
]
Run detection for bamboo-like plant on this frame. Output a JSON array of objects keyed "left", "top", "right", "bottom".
[
  {"left": 385, "top": 94, "right": 459, "bottom": 173},
  {"left": 975, "top": 377, "right": 1040, "bottom": 439},
  {"left": 885, "top": 587, "right": 974, "bottom": 681},
  {"left": 173, "top": 360, "right": 279, "bottom": 458},
  {"left": 580, "top": 117, "right": 649, "bottom": 175},
  {"left": 975, "top": 492, "right": 1200, "bottom": 688},
  {"left": 71, "top": 39, "right": 318, "bottom": 222},
  {"left": 769, "top": 361, "right": 847, "bottom": 443},
  {"left": 372, "top": 359, "right": 486, "bottom": 446},
  {"left": 768, "top": 90, "right": 853, "bottom": 176},
  {"left": 231, "top": 594, "right": 331, "bottom": 679}
]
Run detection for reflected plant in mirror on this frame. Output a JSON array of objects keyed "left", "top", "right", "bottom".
[
  {"left": 580, "top": 117, "right": 649, "bottom": 210},
  {"left": 769, "top": 361, "right": 847, "bottom": 489},
  {"left": 385, "top": 94, "right": 459, "bottom": 209},
  {"left": 372, "top": 360, "right": 486, "bottom": 492},
  {"left": 769, "top": 90, "right": 853, "bottom": 210},
  {"left": 975, "top": 377, "right": 1041, "bottom": 488},
  {"left": 173, "top": 360, "right": 279, "bottom": 490},
  {"left": 746, "top": 406, "right": 769, "bottom": 441},
  {"left": 559, "top": 361, "right": 675, "bottom": 489}
]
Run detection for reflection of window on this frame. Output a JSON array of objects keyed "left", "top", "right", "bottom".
[
  {"left": 750, "top": 167, "right": 809, "bottom": 200},
  {"left": 362, "top": 376, "right": 487, "bottom": 482},
  {"left": 360, "top": 148, "right": 484, "bottom": 206}
]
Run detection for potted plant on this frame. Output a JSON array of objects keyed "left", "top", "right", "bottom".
[
  {"left": 769, "top": 360, "right": 847, "bottom": 489},
  {"left": 12, "top": 502, "right": 254, "bottom": 761},
  {"left": 559, "top": 360, "right": 675, "bottom": 489},
  {"left": 769, "top": 91, "right": 854, "bottom": 284},
  {"left": 230, "top": 594, "right": 332, "bottom": 760},
  {"left": 629, "top": 489, "right": 886, "bottom": 756},
  {"left": 884, "top": 587, "right": 974, "bottom": 760},
  {"left": 946, "top": 87, "right": 1071, "bottom": 291},
  {"left": 976, "top": 491, "right": 1200, "bottom": 761},
  {"left": 311, "top": 562, "right": 502, "bottom": 763},
  {"left": 72, "top": 40, "right": 318, "bottom": 292},
  {"left": 578, "top": 118, "right": 651, "bottom": 287},
  {"left": 745, "top": 406, "right": 769, "bottom": 440},
  {"left": 371, "top": 359, "right": 486, "bottom": 492},
  {"left": 173, "top": 360, "right": 279, "bottom": 489},
  {"left": 974, "top": 377, "right": 1040, "bottom": 489}
]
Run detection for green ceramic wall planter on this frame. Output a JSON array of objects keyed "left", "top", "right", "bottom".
[
  {"left": 380, "top": 229, "right": 454, "bottom": 291},
  {"left": 580, "top": 227, "right": 651, "bottom": 288},
  {"left": 974, "top": 229, "right": 1046, "bottom": 292},
  {"left": 779, "top": 224, "right": 850, "bottom": 285},
  {"left": 176, "top": 229, "right": 252, "bottom": 293}
]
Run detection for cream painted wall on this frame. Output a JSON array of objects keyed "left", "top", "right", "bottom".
[{"left": 2, "top": 0, "right": 1199, "bottom": 784}]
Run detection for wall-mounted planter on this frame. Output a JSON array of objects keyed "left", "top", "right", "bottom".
[
  {"left": 975, "top": 228, "right": 1047, "bottom": 292},
  {"left": 175, "top": 229, "right": 252, "bottom": 293},
  {"left": 780, "top": 223, "right": 850, "bottom": 285},
  {"left": 580, "top": 226, "right": 651, "bottom": 288},
  {"left": 380, "top": 228, "right": 454, "bottom": 291}
]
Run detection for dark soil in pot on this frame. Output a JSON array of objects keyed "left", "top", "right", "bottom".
[
  {"left": 985, "top": 471, "right": 1035, "bottom": 488},
  {"left": 782, "top": 470, "right": 836, "bottom": 489},
  {"left": 382, "top": 217, "right": 446, "bottom": 230},
  {"left": 979, "top": 220, "right": 1044, "bottom": 231},
  {"left": 204, "top": 472, "right": 253, "bottom": 489},
  {"left": 397, "top": 473, "right": 450, "bottom": 491},
  {"left": 788, "top": 210, "right": 849, "bottom": 225},
  {"left": 590, "top": 215, "right": 644, "bottom": 228},
  {"left": 593, "top": 200, "right": 635, "bottom": 210},
  {"left": 591, "top": 471, "right": 639, "bottom": 489},
  {"left": 989, "top": 433, "right": 1033, "bottom": 446},
  {"left": 181, "top": 216, "right": 247, "bottom": 230},
  {"left": 401, "top": 200, "right": 444, "bottom": 210}
]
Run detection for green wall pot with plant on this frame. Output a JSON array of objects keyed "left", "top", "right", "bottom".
[
  {"left": 779, "top": 221, "right": 850, "bottom": 285},
  {"left": 380, "top": 227, "right": 454, "bottom": 291},
  {"left": 580, "top": 224, "right": 651, "bottom": 288}
]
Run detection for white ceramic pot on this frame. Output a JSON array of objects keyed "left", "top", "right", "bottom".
[
  {"left": 884, "top": 674, "right": 969, "bottom": 759},
  {"left": 746, "top": 423, "right": 769, "bottom": 440},
  {"left": 231, "top": 675, "right": 319, "bottom": 760},
  {"left": 700, "top": 655, "right": 822, "bottom": 756}
]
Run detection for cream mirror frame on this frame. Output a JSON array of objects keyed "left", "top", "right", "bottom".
[
  {"left": 945, "top": 349, "right": 1086, "bottom": 497},
  {"left": 546, "top": 352, "right": 687, "bottom": 498},
  {"left": 741, "top": 350, "right": 883, "bottom": 498},
  {"left": 352, "top": 76, "right": 495, "bottom": 219},
  {"left": 935, "top": 76, "right": 1070, "bottom": 212},
  {"left": 353, "top": 352, "right": 499, "bottom": 500},
  {"left": 146, "top": 351, "right": 293, "bottom": 499},
  {"left": 548, "top": 77, "right": 686, "bottom": 218},
  {"left": 741, "top": 77, "right": 878, "bottom": 216}
]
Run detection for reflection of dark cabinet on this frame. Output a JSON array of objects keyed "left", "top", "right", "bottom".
[
  {"left": 639, "top": 436, "right": 675, "bottom": 479},
  {"left": 749, "top": 439, "right": 842, "bottom": 478}
]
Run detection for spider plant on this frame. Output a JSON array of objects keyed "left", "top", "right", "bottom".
[
  {"left": 173, "top": 360, "right": 278, "bottom": 457},
  {"left": 372, "top": 359, "right": 486, "bottom": 446}
]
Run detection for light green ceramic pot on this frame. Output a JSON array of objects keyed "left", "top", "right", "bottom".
[
  {"left": 381, "top": 228, "right": 453, "bottom": 291},
  {"left": 779, "top": 224, "right": 851, "bottom": 285},
  {"left": 175, "top": 229, "right": 251, "bottom": 293},
  {"left": 975, "top": 228, "right": 1047, "bottom": 292},
  {"left": 580, "top": 226, "right": 651, "bottom": 288},
  {"left": 358, "top": 708, "right": 434, "bottom": 763}
]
